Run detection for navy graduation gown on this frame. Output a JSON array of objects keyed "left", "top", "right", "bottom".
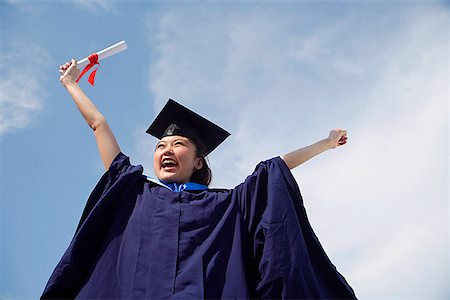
[{"left": 42, "top": 153, "right": 356, "bottom": 299}]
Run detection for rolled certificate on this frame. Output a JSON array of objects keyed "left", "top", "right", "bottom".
[{"left": 77, "top": 40, "right": 127, "bottom": 69}]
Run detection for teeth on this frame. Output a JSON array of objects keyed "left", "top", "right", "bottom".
[{"left": 162, "top": 158, "right": 176, "bottom": 166}]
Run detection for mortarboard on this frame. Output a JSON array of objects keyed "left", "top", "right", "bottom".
[{"left": 146, "top": 99, "right": 230, "bottom": 155}]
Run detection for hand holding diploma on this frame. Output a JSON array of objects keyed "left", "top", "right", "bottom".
[
  {"left": 59, "top": 59, "right": 80, "bottom": 87},
  {"left": 59, "top": 40, "right": 127, "bottom": 86}
]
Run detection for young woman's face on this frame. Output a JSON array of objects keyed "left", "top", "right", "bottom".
[{"left": 153, "top": 135, "right": 203, "bottom": 184}]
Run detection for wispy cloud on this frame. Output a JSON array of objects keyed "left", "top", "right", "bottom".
[
  {"left": 0, "top": 71, "right": 43, "bottom": 136},
  {"left": 73, "top": 0, "right": 114, "bottom": 12},
  {"left": 130, "top": 124, "right": 155, "bottom": 175},
  {"left": 4, "top": 0, "right": 41, "bottom": 14},
  {"left": 142, "top": 3, "right": 448, "bottom": 298},
  {"left": 0, "top": 43, "right": 49, "bottom": 137}
]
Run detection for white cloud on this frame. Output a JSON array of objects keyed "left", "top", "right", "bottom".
[
  {"left": 0, "top": 71, "right": 43, "bottom": 136},
  {"left": 0, "top": 43, "right": 49, "bottom": 137},
  {"left": 142, "top": 3, "right": 448, "bottom": 298},
  {"left": 293, "top": 7, "right": 449, "bottom": 299}
]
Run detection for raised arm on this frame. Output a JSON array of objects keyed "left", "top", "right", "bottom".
[
  {"left": 59, "top": 59, "right": 121, "bottom": 170},
  {"left": 280, "top": 129, "right": 347, "bottom": 170}
]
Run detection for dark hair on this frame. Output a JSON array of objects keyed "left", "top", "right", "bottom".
[{"left": 189, "top": 142, "right": 212, "bottom": 186}]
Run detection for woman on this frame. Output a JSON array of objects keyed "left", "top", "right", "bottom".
[{"left": 42, "top": 60, "right": 356, "bottom": 299}]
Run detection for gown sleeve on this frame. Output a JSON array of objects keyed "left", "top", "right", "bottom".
[
  {"left": 41, "top": 152, "right": 144, "bottom": 299},
  {"left": 235, "top": 157, "right": 357, "bottom": 299}
]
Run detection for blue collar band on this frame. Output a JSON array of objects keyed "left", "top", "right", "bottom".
[{"left": 144, "top": 176, "right": 208, "bottom": 193}]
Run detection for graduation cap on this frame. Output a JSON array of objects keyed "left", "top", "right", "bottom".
[{"left": 146, "top": 99, "right": 230, "bottom": 155}]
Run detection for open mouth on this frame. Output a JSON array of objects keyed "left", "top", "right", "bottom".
[{"left": 161, "top": 158, "right": 178, "bottom": 169}]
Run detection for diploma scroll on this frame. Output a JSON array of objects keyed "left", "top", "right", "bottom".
[{"left": 77, "top": 40, "right": 127, "bottom": 69}]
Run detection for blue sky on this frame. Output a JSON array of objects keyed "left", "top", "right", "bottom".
[{"left": 1, "top": 0, "right": 448, "bottom": 299}]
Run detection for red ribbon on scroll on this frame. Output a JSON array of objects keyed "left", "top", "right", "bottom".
[{"left": 76, "top": 53, "right": 100, "bottom": 86}]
